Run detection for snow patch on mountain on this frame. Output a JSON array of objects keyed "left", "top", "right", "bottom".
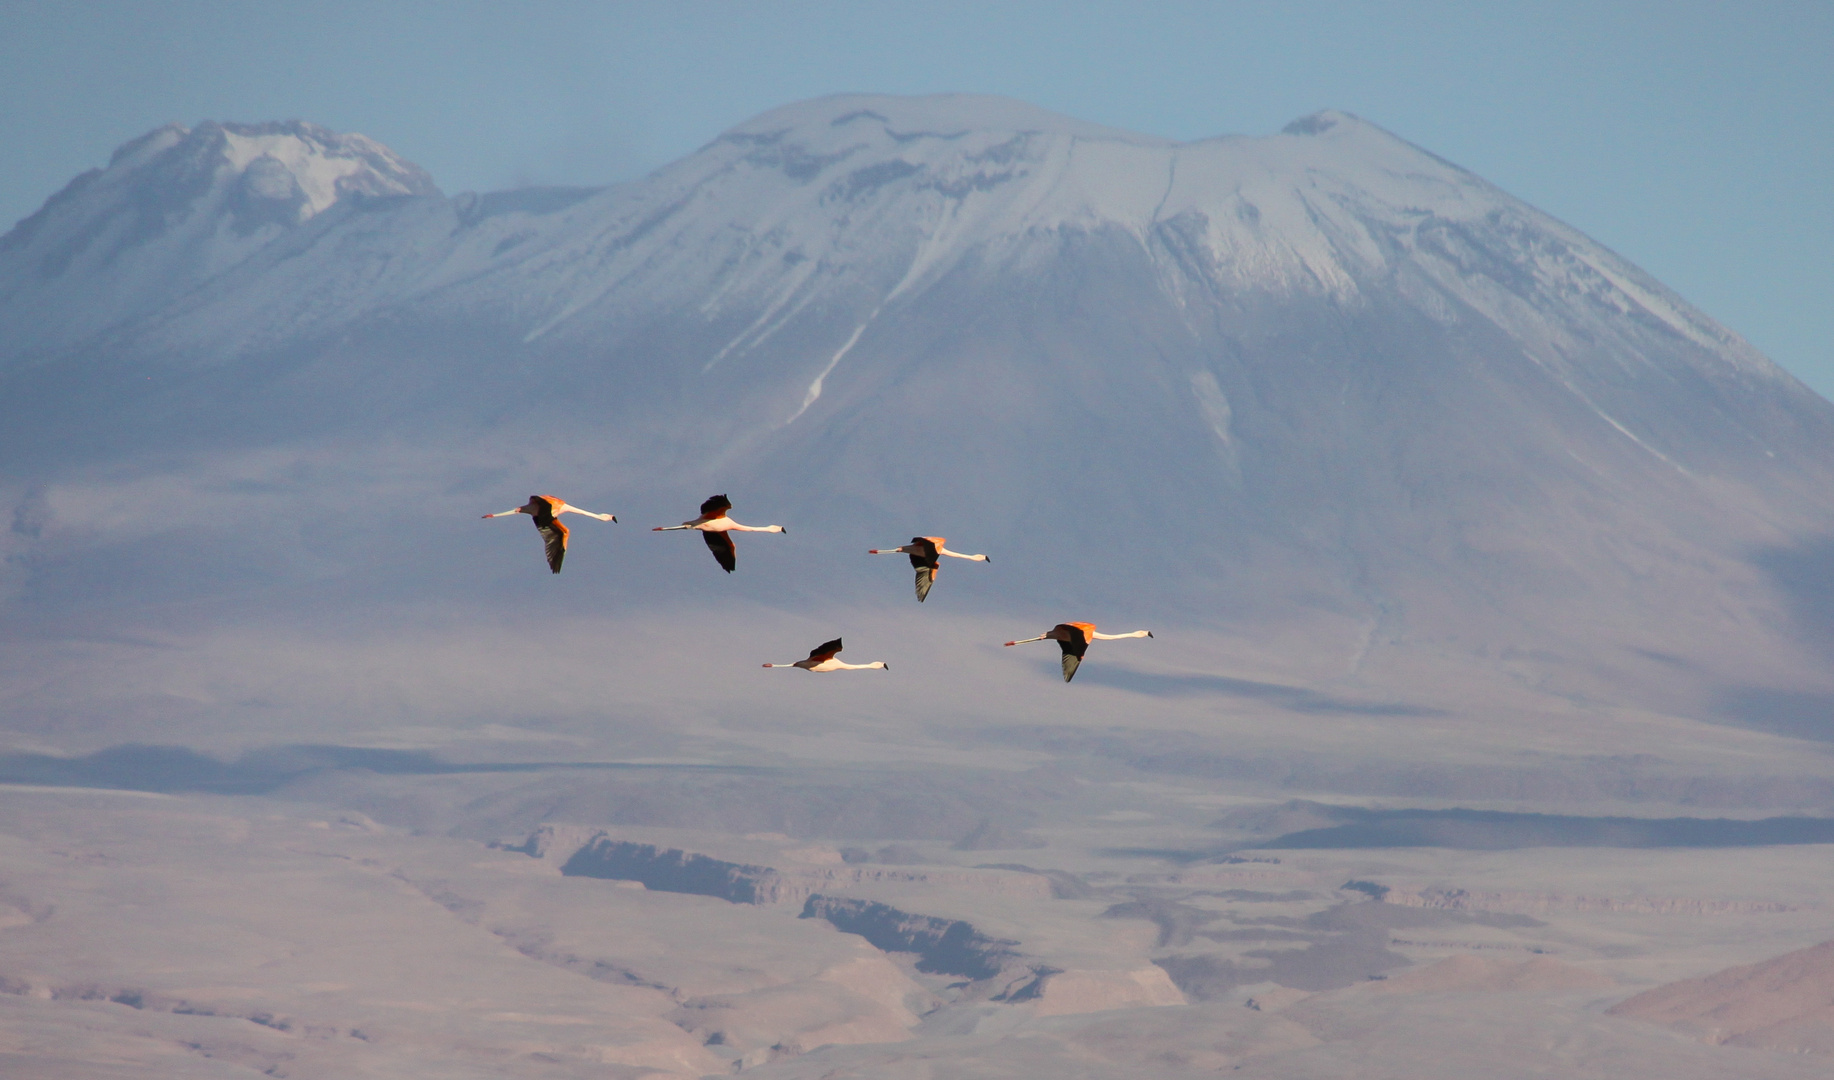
[{"left": 425, "top": 96, "right": 1780, "bottom": 399}]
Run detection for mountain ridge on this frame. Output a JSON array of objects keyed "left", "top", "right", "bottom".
[{"left": 3, "top": 93, "right": 1833, "bottom": 741}]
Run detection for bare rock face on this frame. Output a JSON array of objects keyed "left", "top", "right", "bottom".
[
  {"left": 800, "top": 895, "right": 1027, "bottom": 982},
  {"left": 1607, "top": 940, "right": 1834, "bottom": 1053}
]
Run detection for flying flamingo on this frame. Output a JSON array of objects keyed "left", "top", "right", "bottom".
[
  {"left": 1004, "top": 622, "right": 1153, "bottom": 682},
  {"left": 868, "top": 537, "right": 989, "bottom": 602},
  {"left": 652, "top": 494, "right": 785, "bottom": 573},
  {"left": 482, "top": 495, "right": 616, "bottom": 574},
  {"left": 763, "top": 637, "right": 888, "bottom": 672}
]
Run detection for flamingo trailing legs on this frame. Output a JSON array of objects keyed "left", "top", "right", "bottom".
[
  {"left": 482, "top": 495, "right": 616, "bottom": 573},
  {"left": 1004, "top": 622, "right": 1152, "bottom": 682},
  {"left": 653, "top": 495, "right": 785, "bottom": 573},
  {"left": 868, "top": 536, "right": 989, "bottom": 602}
]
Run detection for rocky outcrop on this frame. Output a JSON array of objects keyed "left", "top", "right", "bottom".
[
  {"left": 515, "top": 826, "right": 1056, "bottom": 905},
  {"left": 800, "top": 896, "right": 1026, "bottom": 982},
  {"left": 559, "top": 838, "right": 791, "bottom": 904}
]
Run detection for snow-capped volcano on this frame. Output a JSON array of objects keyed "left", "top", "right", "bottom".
[
  {"left": 3, "top": 94, "right": 1833, "bottom": 726},
  {"left": 50, "top": 94, "right": 1794, "bottom": 452},
  {"left": 0, "top": 119, "right": 436, "bottom": 356}
]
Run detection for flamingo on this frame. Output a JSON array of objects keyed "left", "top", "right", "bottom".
[
  {"left": 652, "top": 494, "right": 785, "bottom": 573},
  {"left": 1004, "top": 622, "right": 1152, "bottom": 682},
  {"left": 482, "top": 495, "right": 616, "bottom": 574},
  {"left": 868, "top": 537, "right": 989, "bottom": 602},
  {"left": 763, "top": 637, "right": 889, "bottom": 672}
]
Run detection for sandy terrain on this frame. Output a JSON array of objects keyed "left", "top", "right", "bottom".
[
  {"left": 4, "top": 777, "right": 1834, "bottom": 1078},
  {"left": 1609, "top": 939, "right": 1834, "bottom": 1053}
]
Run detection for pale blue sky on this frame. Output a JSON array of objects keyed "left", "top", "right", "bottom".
[{"left": 2, "top": 1, "right": 1829, "bottom": 393}]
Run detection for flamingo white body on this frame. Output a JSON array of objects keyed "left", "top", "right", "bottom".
[
  {"left": 1004, "top": 622, "right": 1152, "bottom": 682},
  {"left": 653, "top": 494, "right": 784, "bottom": 573},
  {"left": 483, "top": 494, "right": 616, "bottom": 573},
  {"left": 763, "top": 637, "right": 888, "bottom": 672},
  {"left": 868, "top": 536, "right": 989, "bottom": 602}
]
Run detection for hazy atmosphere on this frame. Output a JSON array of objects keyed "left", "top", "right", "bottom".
[{"left": 4, "top": 4, "right": 1834, "bottom": 1078}]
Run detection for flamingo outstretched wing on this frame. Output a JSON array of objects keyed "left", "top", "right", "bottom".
[
  {"left": 914, "top": 565, "right": 935, "bottom": 602},
  {"left": 703, "top": 530, "right": 737, "bottom": 573},
  {"left": 538, "top": 518, "right": 569, "bottom": 573},
  {"left": 807, "top": 638, "right": 844, "bottom": 663},
  {"left": 700, "top": 494, "right": 733, "bottom": 519},
  {"left": 907, "top": 538, "right": 940, "bottom": 602}
]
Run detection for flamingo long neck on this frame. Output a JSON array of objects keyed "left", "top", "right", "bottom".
[
  {"left": 1091, "top": 630, "right": 1152, "bottom": 640},
  {"left": 723, "top": 520, "right": 783, "bottom": 533},
  {"left": 937, "top": 546, "right": 988, "bottom": 561},
  {"left": 558, "top": 503, "right": 616, "bottom": 521}
]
